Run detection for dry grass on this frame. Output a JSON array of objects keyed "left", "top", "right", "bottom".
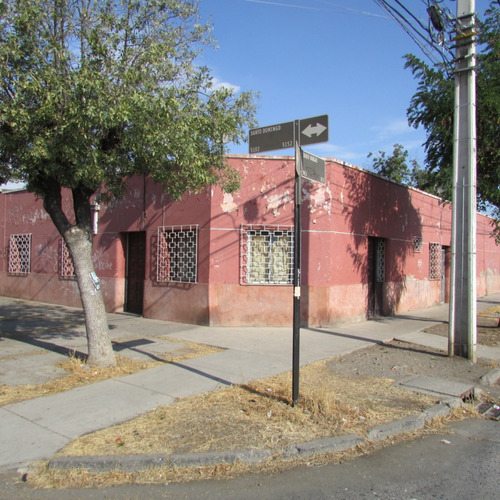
[
  {"left": 23, "top": 359, "right": 445, "bottom": 489},
  {"left": 27, "top": 362, "right": 479, "bottom": 490},
  {"left": 56, "top": 362, "right": 435, "bottom": 459},
  {"left": 479, "top": 305, "right": 500, "bottom": 316},
  {"left": 31, "top": 406, "right": 477, "bottom": 490},
  {"left": 0, "top": 339, "right": 222, "bottom": 407}
]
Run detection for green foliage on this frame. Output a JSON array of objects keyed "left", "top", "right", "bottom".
[
  {"left": 0, "top": 0, "right": 257, "bottom": 201},
  {"left": 404, "top": 3, "right": 500, "bottom": 218},
  {"left": 368, "top": 143, "right": 424, "bottom": 188}
]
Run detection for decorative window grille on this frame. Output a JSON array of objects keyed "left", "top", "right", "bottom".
[
  {"left": 429, "top": 243, "right": 441, "bottom": 280},
  {"left": 59, "top": 239, "right": 75, "bottom": 278},
  {"left": 241, "top": 225, "right": 294, "bottom": 285},
  {"left": 8, "top": 233, "right": 31, "bottom": 274},
  {"left": 414, "top": 237, "right": 423, "bottom": 253},
  {"left": 375, "top": 238, "right": 385, "bottom": 283},
  {"left": 157, "top": 225, "right": 198, "bottom": 283}
]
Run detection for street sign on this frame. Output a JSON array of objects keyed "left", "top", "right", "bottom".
[
  {"left": 301, "top": 150, "right": 326, "bottom": 184},
  {"left": 298, "top": 115, "right": 328, "bottom": 147},
  {"left": 249, "top": 120, "right": 294, "bottom": 154},
  {"left": 249, "top": 114, "right": 329, "bottom": 154},
  {"left": 248, "top": 114, "right": 329, "bottom": 406}
]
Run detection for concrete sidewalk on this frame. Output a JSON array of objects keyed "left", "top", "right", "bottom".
[{"left": 0, "top": 294, "right": 499, "bottom": 471}]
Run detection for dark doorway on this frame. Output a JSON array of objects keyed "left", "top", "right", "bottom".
[
  {"left": 367, "top": 237, "right": 385, "bottom": 318},
  {"left": 125, "top": 232, "right": 146, "bottom": 315}
]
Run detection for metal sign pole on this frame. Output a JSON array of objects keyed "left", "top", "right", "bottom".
[
  {"left": 248, "top": 114, "right": 328, "bottom": 407},
  {"left": 292, "top": 120, "right": 302, "bottom": 407}
]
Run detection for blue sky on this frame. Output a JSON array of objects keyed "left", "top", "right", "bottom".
[
  {"left": 1, "top": 0, "right": 490, "bottom": 190},
  {"left": 198, "top": 0, "right": 490, "bottom": 171}
]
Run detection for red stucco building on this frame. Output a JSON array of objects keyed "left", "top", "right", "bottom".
[{"left": 1, "top": 154, "right": 499, "bottom": 326}]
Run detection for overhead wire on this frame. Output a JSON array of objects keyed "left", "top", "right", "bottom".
[
  {"left": 372, "top": 0, "right": 454, "bottom": 70},
  {"left": 245, "top": 0, "right": 388, "bottom": 18}
]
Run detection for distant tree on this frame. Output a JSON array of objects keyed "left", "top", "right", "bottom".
[
  {"left": 0, "top": 0, "right": 256, "bottom": 366},
  {"left": 404, "top": 3, "right": 500, "bottom": 236},
  {"left": 368, "top": 143, "right": 424, "bottom": 187}
]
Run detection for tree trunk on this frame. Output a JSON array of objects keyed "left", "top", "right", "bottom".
[
  {"left": 42, "top": 181, "right": 116, "bottom": 367},
  {"left": 66, "top": 226, "right": 116, "bottom": 367}
]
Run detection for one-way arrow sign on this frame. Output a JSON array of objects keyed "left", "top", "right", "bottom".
[{"left": 298, "top": 115, "right": 328, "bottom": 146}]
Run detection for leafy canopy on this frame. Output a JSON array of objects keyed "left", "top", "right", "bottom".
[
  {"left": 404, "top": 3, "right": 500, "bottom": 216},
  {"left": 368, "top": 143, "right": 424, "bottom": 188},
  {"left": 0, "top": 0, "right": 256, "bottom": 200}
]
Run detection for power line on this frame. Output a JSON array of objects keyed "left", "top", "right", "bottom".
[
  {"left": 245, "top": 0, "right": 388, "bottom": 18},
  {"left": 372, "top": 0, "right": 454, "bottom": 69}
]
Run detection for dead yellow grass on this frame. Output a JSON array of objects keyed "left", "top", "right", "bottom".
[
  {"left": 0, "top": 339, "right": 222, "bottom": 407},
  {"left": 56, "top": 360, "right": 435, "bottom": 458},
  {"left": 28, "top": 360, "right": 478, "bottom": 490},
  {"left": 31, "top": 407, "right": 476, "bottom": 491},
  {"left": 478, "top": 305, "right": 500, "bottom": 316}
]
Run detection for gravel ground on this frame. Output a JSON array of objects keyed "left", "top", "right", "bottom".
[{"left": 325, "top": 339, "right": 500, "bottom": 401}]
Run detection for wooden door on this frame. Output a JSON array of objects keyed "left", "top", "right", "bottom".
[{"left": 125, "top": 232, "right": 146, "bottom": 315}]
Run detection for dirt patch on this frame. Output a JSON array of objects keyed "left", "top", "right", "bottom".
[
  {"left": 27, "top": 339, "right": 497, "bottom": 489},
  {"left": 326, "top": 341, "right": 497, "bottom": 384},
  {"left": 423, "top": 306, "right": 500, "bottom": 348}
]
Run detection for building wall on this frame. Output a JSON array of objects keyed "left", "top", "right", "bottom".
[{"left": 1, "top": 155, "right": 499, "bottom": 327}]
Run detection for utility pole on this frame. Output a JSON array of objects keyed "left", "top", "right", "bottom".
[
  {"left": 292, "top": 122, "right": 302, "bottom": 407},
  {"left": 448, "top": 0, "right": 477, "bottom": 362}
]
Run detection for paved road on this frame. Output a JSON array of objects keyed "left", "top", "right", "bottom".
[{"left": 1, "top": 418, "right": 498, "bottom": 499}]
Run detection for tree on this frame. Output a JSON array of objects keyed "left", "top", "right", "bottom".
[
  {"left": 404, "top": 3, "right": 500, "bottom": 231},
  {"left": 0, "top": 0, "right": 256, "bottom": 366},
  {"left": 367, "top": 143, "right": 424, "bottom": 187}
]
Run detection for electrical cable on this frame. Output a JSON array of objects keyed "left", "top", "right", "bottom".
[
  {"left": 373, "top": 0, "right": 454, "bottom": 70},
  {"left": 373, "top": 0, "right": 444, "bottom": 65}
]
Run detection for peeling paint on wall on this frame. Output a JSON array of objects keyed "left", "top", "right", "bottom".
[
  {"left": 266, "top": 191, "right": 292, "bottom": 217},
  {"left": 221, "top": 193, "right": 238, "bottom": 213},
  {"left": 305, "top": 183, "right": 333, "bottom": 216},
  {"left": 7, "top": 205, "right": 50, "bottom": 226}
]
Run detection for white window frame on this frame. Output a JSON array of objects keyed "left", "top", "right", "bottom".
[
  {"left": 59, "top": 239, "right": 75, "bottom": 278},
  {"left": 429, "top": 242, "right": 442, "bottom": 280},
  {"left": 240, "top": 225, "right": 294, "bottom": 285},
  {"left": 8, "top": 233, "right": 31, "bottom": 275},
  {"left": 157, "top": 225, "right": 198, "bottom": 283}
]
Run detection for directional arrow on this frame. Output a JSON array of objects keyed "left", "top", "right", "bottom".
[{"left": 301, "top": 122, "right": 327, "bottom": 139}]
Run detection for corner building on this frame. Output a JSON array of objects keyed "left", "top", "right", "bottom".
[{"left": 1, "top": 155, "right": 499, "bottom": 327}]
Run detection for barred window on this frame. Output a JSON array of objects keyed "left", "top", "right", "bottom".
[
  {"left": 241, "top": 225, "right": 294, "bottom": 285},
  {"left": 429, "top": 243, "right": 441, "bottom": 280},
  {"left": 157, "top": 225, "right": 198, "bottom": 283},
  {"left": 414, "top": 237, "right": 423, "bottom": 253},
  {"left": 8, "top": 233, "right": 31, "bottom": 274},
  {"left": 375, "top": 238, "right": 385, "bottom": 283},
  {"left": 59, "top": 239, "right": 75, "bottom": 278}
]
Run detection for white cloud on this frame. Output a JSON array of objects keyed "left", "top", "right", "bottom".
[
  {"left": 371, "top": 118, "right": 413, "bottom": 140},
  {"left": 211, "top": 77, "right": 241, "bottom": 93},
  {"left": 308, "top": 143, "right": 364, "bottom": 162}
]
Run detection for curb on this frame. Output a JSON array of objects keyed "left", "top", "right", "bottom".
[
  {"left": 46, "top": 398, "right": 461, "bottom": 474},
  {"left": 480, "top": 368, "right": 500, "bottom": 387}
]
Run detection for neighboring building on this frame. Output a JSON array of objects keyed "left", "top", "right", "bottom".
[{"left": 1, "top": 155, "right": 499, "bottom": 327}]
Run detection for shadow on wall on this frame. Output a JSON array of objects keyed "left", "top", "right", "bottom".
[{"left": 342, "top": 168, "right": 422, "bottom": 317}]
